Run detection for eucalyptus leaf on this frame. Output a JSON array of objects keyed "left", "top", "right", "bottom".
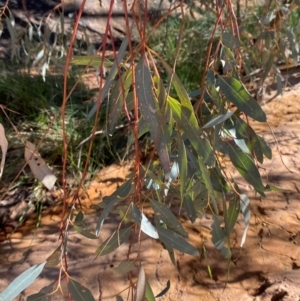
[
  {"left": 228, "top": 144, "right": 265, "bottom": 196},
  {"left": 73, "top": 224, "right": 98, "bottom": 239},
  {"left": 217, "top": 76, "right": 266, "bottom": 122},
  {"left": 202, "top": 111, "right": 234, "bottom": 129},
  {"left": 68, "top": 278, "right": 95, "bottom": 301},
  {"left": 113, "top": 260, "right": 136, "bottom": 274},
  {"left": 134, "top": 266, "right": 146, "bottom": 301},
  {"left": 96, "top": 227, "right": 132, "bottom": 256},
  {"left": 0, "top": 262, "right": 46, "bottom": 301},
  {"left": 145, "top": 281, "right": 155, "bottom": 301},
  {"left": 211, "top": 215, "right": 230, "bottom": 258},
  {"left": 136, "top": 58, "right": 171, "bottom": 179},
  {"left": 225, "top": 196, "right": 240, "bottom": 235},
  {"left": 157, "top": 226, "right": 199, "bottom": 256},
  {"left": 240, "top": 194, "right": 251, "bottom": 248},
  {"left": 150, "top": 199, "right": 188, "bottom": 238},
  {"left": 132, "top": 203, "right": 159, "bottom": 239}
]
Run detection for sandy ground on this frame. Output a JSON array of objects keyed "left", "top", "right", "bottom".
[{"left": 1, "top": 83, "right": 300, "bottom": 301}]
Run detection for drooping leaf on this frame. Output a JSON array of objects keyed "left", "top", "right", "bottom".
[
  {"left": 156, "top": 226, "right": 199, "bottom": 256},
  {"left": 182, "top": 195, "right": 197, "bottom": 223},
  {"left": 258, "top": 136, "right": 272, "bottom": 159},
  {"left": 0, "top": 262, "right": 46, "bottom": 301},
  {"left": 240, "top": 194, "right": 251, "bottom": 248},
  {"left": 202, "top": 111, "right": 234, "bottom": 129},
  {"left": 150, "top": 199, "right": 188, "bottom": 238},
  {"left": 134, "top": 266, "right": 146, "bottom": 301},
  {"left": 87, "top": 37, "right": 128, "bottom": 120},
  {"left": 228, "top": 144, "right": 265, "bottom": 196},
  {"left": 96, "top": 227, "right": 132, "bottom": 256},
  {"left": 108, "top": 69, "right": 133, "bottom": 134},
  {"left": 177, "top": 134, "right": 188, "bottom": 198},
  {"left": 225, "top": 196, "right": 240, "bottom": 235},
  {"left": 27, "top": 281, "right": 55, "bottom": 301},
  {"left": 136, "top": 58, "right": 171, "bottom": 179},
  {"left": 221, "top": 32, "right": 240, "bottom": 50},
  {"left": 96, "top": 179, "right": 132, "bottom": 236},
  {"left": 220, "top": 46, "right": 235, "bottom": 73},
  {"left": 159, "top": 58, "right": 195, "bottom": 114},
  {"left": 216, "top": 76, "right": 266, "bottom": 122},
  {"left": 113, "top": 260, "right": 136, "bottom": 274},
  {"left": 155, "top": 280, "right": 171, "bottom": 298},
  {"left": 197, "top": 157, "right": 218, "bottom": 215},
  {"left": 211, "top": 215, "right": 230, "bottom": 258},
  {"left": 74, "top": 211, "right": 84, "bottom": 225},
  {"left": 131, "top": 203, "right": 159, "bottom": 239},
  {"left": 46, "top": 246, "right": 61, "bottom": 267},
  {"left": 70, "top": 56, "right": 113, "bottom": 68},
  {"left": 68, "top": 278, "right": 95, "bottom": 301},
  {"left": 145, "top": 280, "right": 155, "bottom": 301},
  {"left": 168, "top": 97, "right": 214, "bottom": 166},
  {"left": 73, "top": 224, "right": 98, "bottom": 239}
]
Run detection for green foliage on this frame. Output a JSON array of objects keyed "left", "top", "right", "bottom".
[{"left": 2, "top": 0, "right": 300, "bottom": 300}]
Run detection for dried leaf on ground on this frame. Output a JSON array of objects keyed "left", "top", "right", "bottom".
[{"left": 24, "top": 141, "right": 57, "bottom": 191}]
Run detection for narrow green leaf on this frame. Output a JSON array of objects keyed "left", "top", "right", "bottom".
[
  {"left": 96, "top": 227, "right": 132, "bottom": 256},
  {"left": 135, "top": 266, "right": 146, "bottom": 301},
  {"left": 217, "top": 76, "right": 266, "bottom": 122},
  {"left": 202, "top": 111, "right": 234, "bottom": 129},
  {"left": 108, "top": 69, "right": 133, "bottom": 134},
  {"left": 87, "top": 37, "right": 128, "bottom": 120},
  {"left": 0, "top": 262, "right": 46, "bottom": 301},
  {"left": 211, "top": 215, "right": 230, "bottom": 258},
  {"left": 145, "top": 280, "right": 155, "bottom": 301},
  {"left": 27, "top": 282, "right": 55, "bottom": 301},
  {"left": 136, "top": 58, "right": 171, "bottom": 179},
  {"left": 96, "top": 179, "right": 132, "bottom": 236},
  {"left": 68, "top": 279, "right": 95, "bottom": 301},
  {"left": 70, "top": 56, "right": 113, "bottom": 68},
  {"left": 265, "top": 184, "right": 289, "bottom": 192},
  {"left": 155, "top": 280, "right": 171, "bottom": 298},
  {"left": 113, "top": 260, "right": 136, "bottom": 274},
  {"left": 132, "top": 203, "right": 159, "bottom": 239},
  {"left": 46, "top": 246, "right": 61, "bottom": 267},
  {"left": 182, "top": 195, "right": 197, "bottom": 223},
  {"left": 150, "top": 199, "right": 188, "bottom": 238},
  {"left": 159, "top": 59, "right": 195, "bottom": 114},
  {"left": 168, "top": 97, "right": 214, "bottom": 166},
  {"left": 73, "top": 224, "right": 98, "bottom": 239},
  {"left": 228, "top": 144, "right": 265, "bottom": 195},
  {"left": 157, "top": 226, "right": 199, "bottom": 256},
  {"left": 197, "top": 157, "right": 218, "bottom": 215},
  {"left": 257, "top": 136, "right": 272, "bottom": 159},
  {"left": 225, "top": 196, "right": 240, "bottom": 235},
  {"left": 178, "top": 134, "right": 188, "bottom": 199}
]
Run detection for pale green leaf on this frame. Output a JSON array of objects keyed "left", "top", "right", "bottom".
[
  {"left": 132, "top": 203, "right": 159, "bottom": 239},
  {"left": 0, "top": 262, "right": 46, "bottom": 301},
  {"left": 73, "top": 224, "right": 98, "bottom": 239},
  {"left": 135, "top": 266, "right": 146, "bottom": 301},
  {"left": 145, "top": 281, "right": 155, "bottom": 301}
]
